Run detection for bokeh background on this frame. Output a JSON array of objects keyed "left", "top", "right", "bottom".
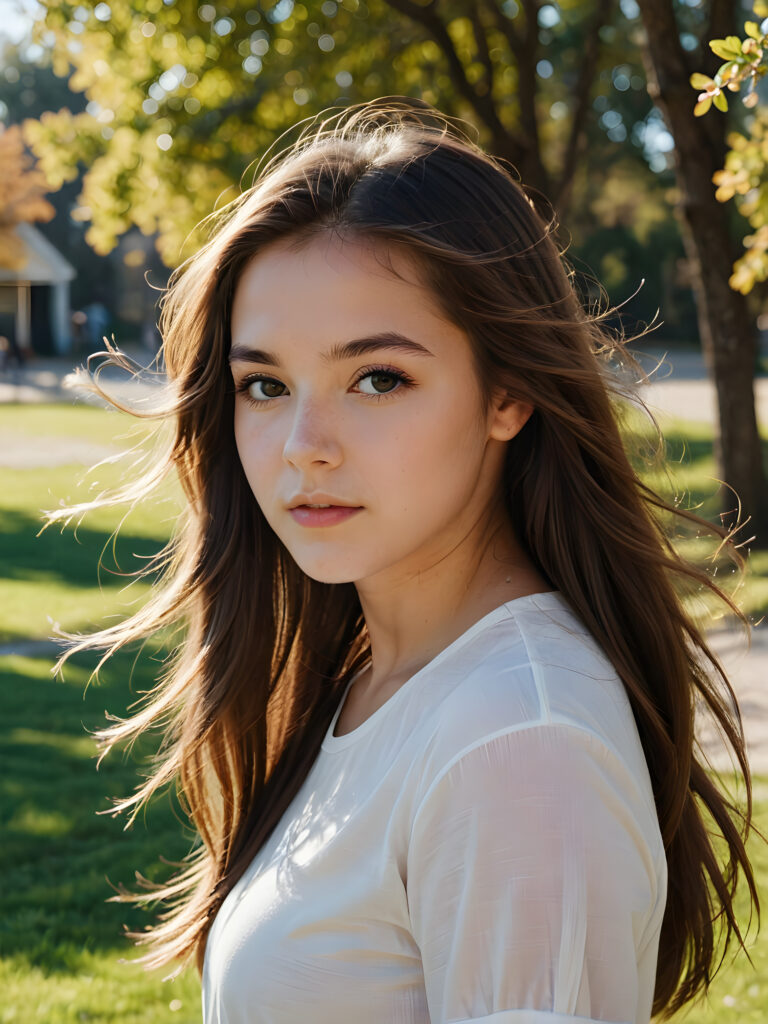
[{"left": 1, "top": 0, "right": 767, "bottom": 1021}]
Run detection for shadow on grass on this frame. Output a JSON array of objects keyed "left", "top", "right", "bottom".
[
  {"left": 0, "top": 507, "right": 167, "bottom": 591},
  {"left": 0, "top": 648, "right": 195, "bottom": 972},
  {"left": 630, "top": 426, "right": 768, "bottom": 539},
  {"left": 651, "top": 432, "right": 714, "bottom": 467}
]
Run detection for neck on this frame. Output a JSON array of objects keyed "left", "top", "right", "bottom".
[{"left": 354, "top": 512, "right": 550, "bottom": 692}]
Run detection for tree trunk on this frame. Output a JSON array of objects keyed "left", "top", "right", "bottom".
[{"left": 638, "top": 0, "right": 768, "bottom": 541}]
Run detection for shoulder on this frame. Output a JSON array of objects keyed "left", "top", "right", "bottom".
[
  {"left": 420, "top": 592, "right": 629, "bottom": 763},
  {"left": 411, "top": 592, "right": 659, "bottom": 832}
]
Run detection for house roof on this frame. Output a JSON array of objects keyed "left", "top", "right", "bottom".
[{"left": 0, "top": 223, "right": 76, "bottom": 284}]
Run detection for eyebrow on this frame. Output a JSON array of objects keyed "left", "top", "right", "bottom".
[{"left": 228, "top": 331, "right": 435, "bottom": 366}]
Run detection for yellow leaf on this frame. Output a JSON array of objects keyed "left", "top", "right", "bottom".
[
  {"left": 710, "top": 38, "right": 741, "bottom": 60},
  {"left": 0, "top": 124, "right": 57, "bottom": 228},
  {"left": 694, "top": 95, "right": 713, "bottom": 116},
  {"left": 729, "top": 263, "right": 754, "bottom": 293},
  {"left": 689, "top": 72, "right": 713, "bottom": 90},
  {"left": 0, "top": 226, "right": 25, "bottom": 269}
]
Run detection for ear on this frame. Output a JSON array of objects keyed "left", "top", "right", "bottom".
[{"left": 487, "top": 391, "right": 534, "bottom": 442}]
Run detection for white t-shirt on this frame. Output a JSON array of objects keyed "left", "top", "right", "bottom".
[{"left": 202, "top": 591, "right": 667, "bottom": 1024}]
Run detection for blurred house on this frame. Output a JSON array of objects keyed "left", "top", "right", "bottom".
[{"left": 0, "top": 221, "right": 75, "bottom": 355}]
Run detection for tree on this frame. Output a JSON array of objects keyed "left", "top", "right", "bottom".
[
  {"left": 22, "top": 0, "right": 763, "bottom": 531},
  {"left": 638, "top": 0, "right": 768, "bottom": 539},
  {"left": 21, "top": 0, "right": 622, "bottom": 265},
  {"left": 689, "top": 7, "right": 768, "bottom": 294},
  {"left": 0, "top": 122, "right": 55, "bottom": 270},
  {"left": 0, "top": 39, "right": 125, "bottom": 314},
  {"left": 22, "top": 0, "right": 698, "bottom": 345}
]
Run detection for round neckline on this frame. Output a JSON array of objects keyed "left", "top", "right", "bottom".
[{"left": 321, "top": 589, "right": 564, "bottom": 753}]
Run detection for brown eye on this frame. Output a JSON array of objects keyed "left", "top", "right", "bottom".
[
  {"left": 356, "top": 371, "right": 401, "bottom": 395},
  {"left": 246, "top": 377, "right": 286, "bottom": 401}
]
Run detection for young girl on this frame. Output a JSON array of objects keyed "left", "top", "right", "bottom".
[{"left": 54, "top": 98, "right": 759, "bottom": 1023}]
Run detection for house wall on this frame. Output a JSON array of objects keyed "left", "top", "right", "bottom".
[{"left": 30, "top": 284, "right": 54, "bottom": 354}]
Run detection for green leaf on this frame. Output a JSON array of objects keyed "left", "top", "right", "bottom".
[
  {"left": 689, "top": 72, "right": 713, "bottom": 90},
  {"left": 744, "top": 21, "right": 761, "bottom": 40},
  {"left": 725, "top": 35, "right": 744, "bottom": 54},
  {"left": 709, "top": 39, "right": 743, "bottom": 60},
  {"left": 713, "top": 90, "right": 729, "bottom": 112}
]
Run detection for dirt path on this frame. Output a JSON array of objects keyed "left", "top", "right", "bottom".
[{"left": 0, "top": 434, "right": 122, "bottom": 467}]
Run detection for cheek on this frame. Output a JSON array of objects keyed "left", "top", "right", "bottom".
[
  {"left": 233, "top": 410, "right": 278, "bottom": 498},
  {"left": 367, "top": 394, "right": 486, "bottom": 509}
]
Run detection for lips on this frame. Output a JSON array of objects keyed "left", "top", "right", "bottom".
[
  {"left": 289, "top": 505, "right": 363, "bottom": 527},
  {"left": 287, "top": 494, "right": 360, "bottom": 509}
]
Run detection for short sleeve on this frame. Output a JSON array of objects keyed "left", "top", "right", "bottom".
[{"left": 405, "top": 723, "right": 662, "bottom": 1024}]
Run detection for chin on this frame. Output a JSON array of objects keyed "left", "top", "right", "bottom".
[
  {"left": 286, "top": 552, "right": 362, "bottom": 586},
  {"left": 306, "top": 570, "right": 357, "bottom": 586}
]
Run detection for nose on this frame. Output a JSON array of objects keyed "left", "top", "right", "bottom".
[{"left": 282, "top": 395, "right": 343, "bottom": 470}]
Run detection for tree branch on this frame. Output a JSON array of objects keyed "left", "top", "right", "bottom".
[
  {"left": 499, "top": 0, "right": 550, "bottom": 196},
  {"left": 553, "top": 0, "right": 613, "bottom": 212},
  {"left": 518, "top": 0, "right": 542, "bottom": 159},
  {"left": 469, "top": 2, "right": 494, "bottom": 95},
  {"left": 382, "top": 0, "right": 531, "bottom": 177},
  {"left": 481, "top": 0, "right": 522, "bottom": 57}
]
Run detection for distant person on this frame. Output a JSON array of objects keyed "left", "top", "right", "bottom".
[
  {"left": 49, "top": 98, "right": 761, "bottom": 1024},
  {"left": 0, "top": 332, "right": 25, "bottom": 369},
  {"left": 82, "top": 300, "right": 111, "bottom": 351},
  {"left": 141, "top": 316, "right": 162, "bottom": 354},
  {"left": 70, "top": 310, "right": 87, "bottom": 352}
]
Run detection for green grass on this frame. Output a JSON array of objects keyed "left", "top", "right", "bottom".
[
  {"left": 0, "top": 652, "right": 202, "bottom": 1023},
  {"left": 619, "top": 408, "right": 768, "bottom": 626},
  {"left": 0, "top": 403, "right": 154, "bottom": 441},
  {"left": 675, "top": 778, "right": 768, "bottom": 1024},
  {"left": 1, "top": 405, "right": 199, "bottom": 1021},
  {"left": 0, "top": 404, "right": 180, "bottom": 644},
  {"left": 1, "top": 403, "right": 767, "bottom": 1022}
]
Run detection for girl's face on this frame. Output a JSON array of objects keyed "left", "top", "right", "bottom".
[{"left": 230, "top": 232, "right": 529, "bottom": 587}]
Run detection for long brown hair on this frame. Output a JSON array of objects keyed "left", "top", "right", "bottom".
[{"left": 49, "top": 97, "right": 760, "bottom": 1018}]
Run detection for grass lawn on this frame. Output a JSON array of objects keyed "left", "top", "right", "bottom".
[
  {"left": 0, "top": 651, "right": 202, "bottom": 1023},
  {"left": 0, "top": 404, "right": 180, "bottom": 644},
  {"left": 1, "top": 402, "right": 767, "bottom": 1022},
  {"left": 618, "top": 407, "right": 768, "bottom": 627}
]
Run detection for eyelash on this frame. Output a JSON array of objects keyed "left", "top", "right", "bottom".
[{"left": 234, "top": 364, "right": 417, "bottom": 408}]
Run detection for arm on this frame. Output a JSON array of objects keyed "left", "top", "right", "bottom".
[{"left": 406, "top": 723, "right": 665, "bottom": 1024}]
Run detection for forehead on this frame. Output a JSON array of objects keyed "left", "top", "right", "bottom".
[
  {"left": 229, "top": 232, "right": 451, "bottom": 349},
  {"left": 236, "top": 230, "right": 423, "bottom": 290}
]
